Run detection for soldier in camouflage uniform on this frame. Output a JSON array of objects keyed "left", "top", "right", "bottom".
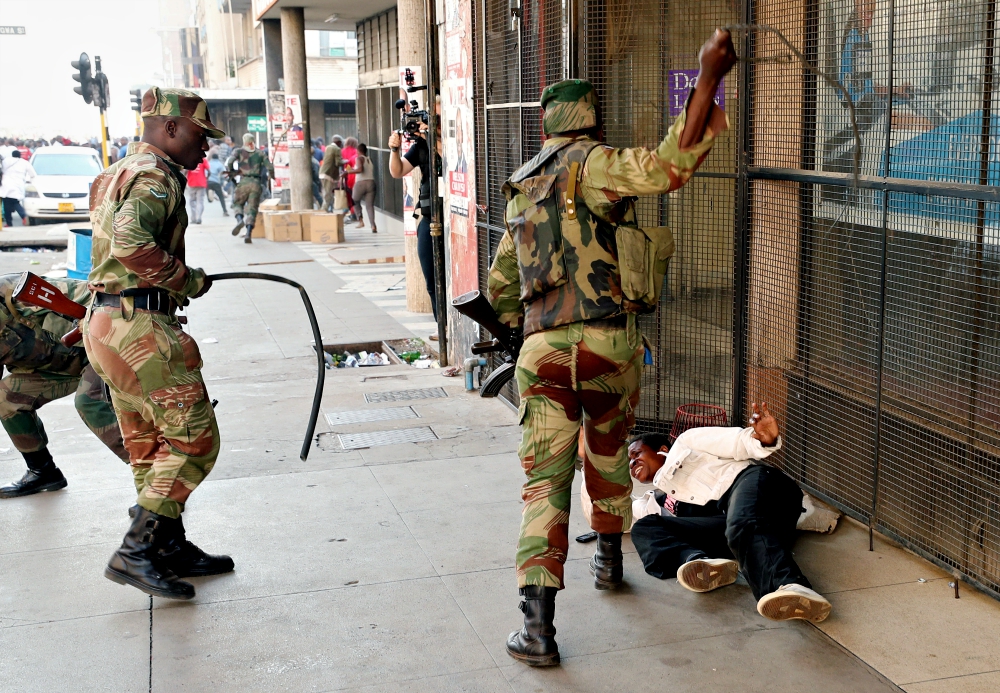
[
  {"left": 226, "top": 133, "right": 274, "bottom": 243},
  {"left": 0, "top": 275, "right": 129, "bottom": 498},
  {"left": 83, "top": 87, "right": 232, "bottom": 601},
  {"left": 489, "top": 31, "right": 737, "bottom": 666}
]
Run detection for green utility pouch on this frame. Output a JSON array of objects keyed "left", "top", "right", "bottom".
[{"left": 616, "top": 225, "right": 675, "bottom": 313}]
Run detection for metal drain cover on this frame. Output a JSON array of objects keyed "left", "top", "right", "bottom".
[
  {"left": 326, "top": 406, "right": 418, "bottom": 426},
  {"left": 338, "top": 427, "right": 438, "bottom": 449},
  {"left": 364, "top": 387, "right": 448, "bottom": 403}
]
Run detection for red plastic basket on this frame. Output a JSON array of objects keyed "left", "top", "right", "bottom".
[{"left": 669, "top": 403, "right": 728, "bottom": 443}]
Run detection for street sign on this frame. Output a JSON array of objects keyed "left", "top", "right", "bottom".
[
  {"left": 247, "top": 115, "right": 267, "bottom": 132},
  {"left": 0, "top": 26, "right": 26, "bottom": 35}
]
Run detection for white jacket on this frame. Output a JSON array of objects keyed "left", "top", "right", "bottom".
[
  {"left": 0, "top": 158, "right": 36, "bottom": 200},
  {"left": 652, "top": 426, "right": 780, "bottom": 506}
]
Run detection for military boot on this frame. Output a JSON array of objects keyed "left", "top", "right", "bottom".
[
  {"left": 506, "top": 586, "right": 560, "bottom": 667},
  {"left": 589, "top": 533, "right": 624, "bottom": 589},
  {"left": 231, "top": 214, "right": 245, "bottom": 235},
  {"left": 0, "top": 449, "right": 67, "bottom": 498},
  {"left": 153, "top": 510, "right": 235, "bottom": 577},
  {"left": 105, "top": 506, "right": 195, "bottom": 600}
]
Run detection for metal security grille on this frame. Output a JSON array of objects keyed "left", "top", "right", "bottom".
[
  {"left": 472, "top": 0, "right": 1000, "bottom": 598},
  {"left": 743, "top": 0, "right": 1000, "bottom": 598}
]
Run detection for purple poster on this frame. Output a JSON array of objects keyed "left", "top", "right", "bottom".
[{"left": 668, "top": 70, "right": 724, "bottom": 118}]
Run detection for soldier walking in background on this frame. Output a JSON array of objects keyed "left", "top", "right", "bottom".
[
  {"left": 0, "top": 275, "right": 129, "bottom": 498},
  {"left": 227, "top": 133, "right": 274, "bottom": 243},
  {"left": 84, "top": 87, "right": 231, "bottom": 601},
  {"left": 488, "top": 30, "right": 737, "bottom": 666}
]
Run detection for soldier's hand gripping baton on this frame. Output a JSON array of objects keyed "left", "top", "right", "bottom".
[
  {"left": 13, "top": 272, "right": 87, "bottom": 346},
  {"left": 451, "top": 290, "right": 521, "bottom": 398}
]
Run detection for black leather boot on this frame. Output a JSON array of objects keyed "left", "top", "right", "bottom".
[
  {"left": 231, "top": 214, "right": 244, "bottom": 235},
  {"left": 156, "top": 512, "right": 235, "bottom": 577},
  {"left": 0, "top": 449, "right": 67, "bottom": 498},
  {"left": 506, "top": 586, "right": 560, "bottom": 667},
  {"left": 105, "top": 506, "right": 195, "bottom": 600},
  {"left": 589, "top": 533, "right": 624, "bottom": 589}
]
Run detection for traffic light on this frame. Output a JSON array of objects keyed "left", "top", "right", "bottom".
[
  {"left": 71, "top": 52, "right": 93, "bottom": 104},
  {"left": 130, "top": 88, "right": 142, "bottom": 112},
  {"left": 92, "top": 56, "right": 109, "bottom": 110}
]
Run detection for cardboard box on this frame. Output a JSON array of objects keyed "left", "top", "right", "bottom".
[
  {"left": 259, "top": 198, "right": 289, "bottom": 212},
  {"left": 309, "top": 213, "right": 345, "bottom": 244},
  {"left": 264, "top": 212, "right": 302, "bottom": 242},
  {"left": 298, "top": 211, "right": 323, "bottom": 242}
]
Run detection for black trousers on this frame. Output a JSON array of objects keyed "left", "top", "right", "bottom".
[
  {"left": 631, "top": 465, "right": 809, "bottom": 600},
  {"left": 2, "top": 198, "right": 27, "bottom": 226},
  {"left": 416, "top": 214, "right": 437, "bottom": 321}
]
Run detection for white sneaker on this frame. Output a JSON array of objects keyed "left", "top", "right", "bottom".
[
  {"left": 676, "top": 558, "right": 739, "bottom": 593},
  {"left": 756, "top": 583, "right": 831, "bottom": 623}
]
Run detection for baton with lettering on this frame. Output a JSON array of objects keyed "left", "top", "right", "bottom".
[{"left": 13, "top": 272, "right": 88, "bottom": 346}]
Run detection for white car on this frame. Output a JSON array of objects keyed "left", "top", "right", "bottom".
[{"left": 24, "top": 146, "right": 103, "bottom": 223}]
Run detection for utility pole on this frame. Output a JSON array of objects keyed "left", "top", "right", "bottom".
[
  {"left": 424, "top": 0, "right": 448, "bottom": 365},
  {"left": 94, "top": 56, "right": 111, "bottom": 168}
]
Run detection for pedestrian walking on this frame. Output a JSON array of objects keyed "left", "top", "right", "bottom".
[
  {"left": 487, "top": 31, "right": 737, "bottom": 666},
  {"left": 84, "top": 87, "right": 232, "bottom": 601},
  {"left": 185, "top": 158, "right": 209, "bottom": 224},
  {"left": 0, "top": 150, "right": 36, "bottom": 227},
  {"left": 319, "top": 135, "right": 343, "bottom": 212},
  {"left": 227, "top": 133, "right": 274, "bottom": 243},
  {"left": 346, "top": 143, "right": 376, "bottom": 233},
  {"left": 206, "top": 153, "right": 228, "bottom": 215},
  {"left": 341, "top": 137, "right": 358, "bottom": 221}
]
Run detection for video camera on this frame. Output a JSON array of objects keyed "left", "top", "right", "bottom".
[{"left": 395, "top": 68, "right": 430, "bottom": 140}]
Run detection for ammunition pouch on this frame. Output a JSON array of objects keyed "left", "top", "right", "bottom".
[{"left": 616, "top": 225, "right": 675, "bottom": 313}]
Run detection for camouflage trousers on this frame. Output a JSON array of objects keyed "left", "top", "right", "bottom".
[
  {"left": 232, "top": 178, "right": 262, "bottom": 230},
  {"left": 0, "top": 364, "right": 128, "bottom": 462},
  {"left": 83, "top": 305, "right": 219, "bottom": 519},
  {"left": 514, "top": 319, "right": 643, "bottom": 589}
]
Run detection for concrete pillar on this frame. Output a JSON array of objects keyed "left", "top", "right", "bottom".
[
  {"left": 262, "top": 18, "right": 283, "bottom": 92},
  {"left": 397, "top": 0, "right": 433, "bottom": 314},
  {"left": 280, "top": 7, "right": 312, "bottom": 212}
]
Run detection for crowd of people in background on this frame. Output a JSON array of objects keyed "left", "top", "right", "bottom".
[{"left": 312, "top": 134, "right": 377, "bottom": 232}]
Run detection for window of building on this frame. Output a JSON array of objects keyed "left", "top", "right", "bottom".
[{"left": 318, "top": 31, "right": 358, "bottom": 58}]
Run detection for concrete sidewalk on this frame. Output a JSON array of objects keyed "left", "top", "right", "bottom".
[{"left": 1, "top": 201, "right": 998, "bottom": 692}]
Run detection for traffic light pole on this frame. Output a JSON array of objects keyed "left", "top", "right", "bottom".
[{"left": 94, "top": 56, "right": 110, "bottom": 168}]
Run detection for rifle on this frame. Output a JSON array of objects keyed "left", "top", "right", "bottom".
[
  {"left": 13, "top": 272, "right": 87, "bottom": 346},
  {"left": 451, "top": 290, "right": 521, "bottom": 398}
]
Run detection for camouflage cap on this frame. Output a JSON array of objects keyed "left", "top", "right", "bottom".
[
  {"left": 140, "top": 87, "right": 226, "bottom": 138},
  {"left": 540, "top": 79, "right": 600, "bottom": 135}
]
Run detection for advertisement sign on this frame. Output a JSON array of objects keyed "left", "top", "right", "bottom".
[
  {"left": 285, "top": 94, "right": 305, "bottom": 149},
  {"left": 442, "top": 0, "right": 478, "bottom": 295},
  {"left": 267, "top": 90, "right": 290, "bottom": 192},
  {"left": 815, "top": 0, "right": 998, "bottom": 230},
  {"left": 667, "top": 70, "right": 724, "bottom": 118}
]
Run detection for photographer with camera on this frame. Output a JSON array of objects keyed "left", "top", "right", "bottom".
[{"left": 388, "top": 103, "right": 442, "bottom": 328}]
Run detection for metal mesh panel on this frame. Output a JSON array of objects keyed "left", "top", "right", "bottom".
[
  {"left": 744, "top": 0, "right": 1000, "bottom": 598},
  {"left": 580, "top": 0, "right": 740, "bottom": 432},
  {"left": 471, "top": 0, "right": 1000, "bottom": 597}
]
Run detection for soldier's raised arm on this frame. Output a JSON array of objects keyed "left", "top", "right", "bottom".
[{"left": 581, "top": 29, "right": 737, "bottom": 201}]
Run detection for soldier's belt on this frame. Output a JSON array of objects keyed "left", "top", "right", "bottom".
[
  {"left": 584, "top": 315, "right": 629, "bottom": 329},
  {"left": 93, "top": 289, "right": 174, "bottom": 314}
]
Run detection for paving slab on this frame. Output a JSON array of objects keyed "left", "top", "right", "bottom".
[
  {"left": 498, "top": 626, "right": 901, "bottom": 693},
  {"left": 151, "top": 577, "right": 495, "bottom": 692},
  {"left": 902, "top": 670, "right": 1000, "bottom": 693},
  {"left": 0, "top": 609, "right": 150, "bottom": 693}
]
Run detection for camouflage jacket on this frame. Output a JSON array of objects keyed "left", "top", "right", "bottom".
[
  {"left": 225, "top": 147, "right": 274, "bottom": 182},
  {"left": 89, "top": 141, "right": 206, "bottom": 300},
  {"left": 489, "top": 106, "right": 728, "bottom": 336},
  {"left": 0, "top": 274, "right": 91, "bottom": 375}
]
